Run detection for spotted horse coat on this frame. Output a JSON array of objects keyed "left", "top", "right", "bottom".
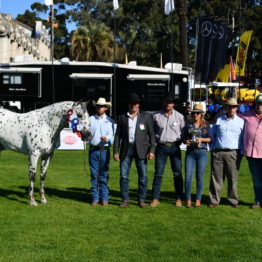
[{"left": 0, "top": 101, "right": 91, "bottom": 206}]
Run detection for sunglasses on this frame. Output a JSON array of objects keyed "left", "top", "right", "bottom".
[{"left": 191, "top": 112, "right": 201, "bottom": 115}]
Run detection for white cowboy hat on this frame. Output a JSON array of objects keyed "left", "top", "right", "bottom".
[{"left": 93, "top": 97, "right": 112, "bottom": 108}]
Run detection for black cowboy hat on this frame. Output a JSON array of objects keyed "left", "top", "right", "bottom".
[
  {"left": 163, "top": 93, "right": 175, "bottom": 103},
  {"left": 128, "top": 93, "right": 141, "bottom": 104}
]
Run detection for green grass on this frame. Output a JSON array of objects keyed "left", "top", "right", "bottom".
[{"left": 0, "top": 150, "right": 261, "bottom": 262}]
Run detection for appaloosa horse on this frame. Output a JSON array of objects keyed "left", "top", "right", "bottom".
[{"left": 0, "top": 101, "right": 91, "bottom": 206}]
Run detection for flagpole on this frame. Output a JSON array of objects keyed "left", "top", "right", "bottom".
[
  {"left": 113, "top": 9, "right": 116, "bottom": 119},
  {"left": 51, "top": 3, "right": 55, "bottom": 103},
  {"left": 170, "top": 11, "right": 174, "bottom": 93}
]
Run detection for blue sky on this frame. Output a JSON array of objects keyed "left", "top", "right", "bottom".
[{"left": 0, "top": 0, "right": 38, "bottom": 18}]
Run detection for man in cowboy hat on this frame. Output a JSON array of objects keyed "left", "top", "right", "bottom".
[
  {"left": 113, "top": 92, "right": 155, "bottom": 208},
  {"left": 88, "top": 97, "right": 114, "bottom": 206},
  {"left": 209, "top": 98, "right": 244, "bottom": 208},
  {"left": 150, "top": 93, "right": 185, "bottom": 207},
  {"left": 240, "top": 93, "right": 262, "bottom": 208}
]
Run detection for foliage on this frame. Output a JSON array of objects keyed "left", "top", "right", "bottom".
[
  {"left": 0, "top": 150, "right": 261, "bottom": 262},
  {"left": 14, "top": 1, "right": 262, "bottom": 72}
]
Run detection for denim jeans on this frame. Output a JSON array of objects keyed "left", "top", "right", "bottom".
[
  {"left": 247, "top": 157, "right": 262, "bottom": 204},
  {"left": 120, "top": 146, "right": 148, "bottom": 201},
  {"left": 152, "top": 144, "right": 183, "bottom": 200},
  {"left": 185, "top": 149, "right": 208, "bottom": 201},
  {"left": 89, "top": 147, "right": 110, "bottom": 202}
]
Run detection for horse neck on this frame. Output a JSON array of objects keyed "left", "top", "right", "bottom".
[{"left": 40, "top": 102, "right": 74, "bottom": 132}]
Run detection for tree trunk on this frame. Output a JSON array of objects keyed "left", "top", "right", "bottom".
[{"left": 177, "top": 0, "right": 188, "bottom": 67}]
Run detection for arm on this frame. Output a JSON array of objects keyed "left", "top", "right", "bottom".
[
  {"left": 113, "top": 116, "right": 121, "bottom": 161},
  {"left": 147, "top": 114, "right": 156, "bottom": 159}
]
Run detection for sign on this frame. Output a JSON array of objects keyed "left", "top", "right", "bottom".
[{"left": 58, "top": 128, "right": 86, "bottom": 150}]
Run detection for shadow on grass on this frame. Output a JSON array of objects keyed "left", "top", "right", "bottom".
[
  {"left": 1, "top": 186, "right": 252, "bottom": 207},
  {"left": 0, "top": 188, "right": 28, "bottom": 204}
]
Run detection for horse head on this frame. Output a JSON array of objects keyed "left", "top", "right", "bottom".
[{"left": 72, "top": 101, "right": 92, "bottom": 142}]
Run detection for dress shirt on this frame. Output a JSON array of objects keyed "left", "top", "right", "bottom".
[
  {"left": 153, "top": 109, "right": 185, "bottom": 143},
  {"left": 212, "top": 114, "right": 244, "bottom": 150},
  {"left": 88, "top": 114, "right": 114, "bottom": 147},
  {"left": 127, "top": 111, "right": 138, "bottom": 143},
  {"left": 240, "top": 111, "right": 262, "bottom": 158}
]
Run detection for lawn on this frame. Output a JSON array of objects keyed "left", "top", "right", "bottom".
[{"left": 0, "top": 150, "right": 261, "bottom": 262}]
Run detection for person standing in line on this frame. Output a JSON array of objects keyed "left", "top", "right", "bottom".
[
  {"left": 150, "top": 93, "right": 185, "bottom": 207},
  {"left": 209, "top": 98, "right": 244, "bottom": 208},
  {"left": 88, "top": 98, "right": 114, "bottom": 206},
  {"left": 240, "top": 93, "right": 262, "bottom": 209},
  {"left": 113, "top": 93, "right": 155, "bottom": 208},
  {"left": 183, "top": 104, "right": 212, "bottom": 208}
]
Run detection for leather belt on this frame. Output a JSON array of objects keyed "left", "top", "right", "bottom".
[
  {"left": 158, "top": 142, "right": 180, "bottom": 147},
  {"left": 214, "top": 149, "right": 237, "bottom": 152},
  {"left": 90, "top": 145, "right": 108, "bottom": 150}
]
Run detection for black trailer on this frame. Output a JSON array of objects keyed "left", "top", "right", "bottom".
[{"left": 0, "top": 61, "right": 189, "bottom": 116}]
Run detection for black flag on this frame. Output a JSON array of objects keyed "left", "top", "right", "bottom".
[{"left": 195, "top": 18, "right": 229, "bottom": 83}]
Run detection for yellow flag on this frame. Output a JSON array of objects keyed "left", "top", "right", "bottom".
[
  {"left": 235, "top": 30, "right": 253, "bottom": 76},
  {"left": 215, "top": 64, "right": 230, "bottom": 82}
]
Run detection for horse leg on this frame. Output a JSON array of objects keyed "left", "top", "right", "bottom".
[
  {"left": 28, "top": 153, "right": 39, "bottom": 206},
  {"left": 39, "top": 155, "right": 52, "bottom": 204}
]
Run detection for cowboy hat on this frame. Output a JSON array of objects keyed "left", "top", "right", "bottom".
[
  {"left": 191, "top": 104, "right": 205, "bottom": 113},
  {"left": 128, "top": 93, "right": 140, "bottom": 104},
  {"left": 93, "top": 97, "right": 112, "bottom": 108},
  {"left": 163, "top": 93, "right": 175, "bottom": 104},
  {"left": 224, "top": 98, "right": 240, "bottom": 106}
]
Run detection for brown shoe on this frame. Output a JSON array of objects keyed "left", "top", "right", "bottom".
[
  {"left": 250, "top": 204, "right": 261, "bottom": 209},
  {"left": 195, "top": 200, "right": 201, "bottom": 207},
  {"left": 186, "top": 200, "right": 192, "bottom": 208},
  {"left": 231, "top": 204, "right": 239, "bottom": 208},
  {"left": 91, "top": 201, "right": 99, "bottom": 206},
  {"left": 150, "top": 199, "right": 159, "bottom": 207},
  {"left": 120, "top": 201, "right": 130, "bottom": 208},
  {"left": 139, "top": 201, "right": 147, "bottom": 208},
  {"left": 208, "top": 203, "right": 218, "bottom": 208},
  {"left": 175, "top": 199, "right": 182, "bottom": 207},
  {"left": 102, "top": 201, "right": 109, "bottom": 206}
]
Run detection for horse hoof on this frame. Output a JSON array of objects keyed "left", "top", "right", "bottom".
[
  {"left": 41, "top": 198, "right": 47, "bottom": 204},
  {"left": 29, "top": 200, "right": 38, "bottom": 206}
]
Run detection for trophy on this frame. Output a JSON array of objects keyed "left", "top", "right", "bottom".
[{"left": 189, "top": 127, "right": 201, "bottom": 148}]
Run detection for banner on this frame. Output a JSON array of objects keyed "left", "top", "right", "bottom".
[
  {"left": 113, "top": 0, "right": 119, "bottom": 10},
  {"left": 235, "top": 30, "right": 253, "bottom": 76},
  {"left": 195, "top": 18, "right": 229, "bottom": 83},
  {"left": 44, "top": 0, "right": 53, "bottom": 6},
  {"left": 164, "top": 0, "right": 175, "bottom": 15}
]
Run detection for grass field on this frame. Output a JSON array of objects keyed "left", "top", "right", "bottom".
[{"left": 0, "top": 150, "right": 261, "bottom": 262}]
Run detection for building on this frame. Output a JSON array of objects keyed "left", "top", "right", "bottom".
[{"left": 0, "top": 13, "right": 50, "bottom": 63}]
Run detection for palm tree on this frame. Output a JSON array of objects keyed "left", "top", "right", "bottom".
[{"left": 70, "top": 22, "right": 116, "bottom": 62}]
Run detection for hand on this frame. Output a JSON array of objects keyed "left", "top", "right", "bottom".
[
  {"left": 113, "top": 154, "right": 120, "bottom": 161},
  {"left": 147, "top": 153, "right": 155, "bottom": 160},
  {"left": 100, "top": 136, "right": 107, "bottom": 142},
  {"left": 196, "top": 138, "right": 202, "bottom": 145},
  {"left": 185, "top": 140, "right": 192, "bottom": 146}
]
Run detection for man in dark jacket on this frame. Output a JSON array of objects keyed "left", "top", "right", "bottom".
[{"left": 113, "top": 93, "right": 156, "bottom": 208}]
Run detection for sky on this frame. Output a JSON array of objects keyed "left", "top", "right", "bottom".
[{"left": 0, "top": 0, "right": 38, "bottom": 18}]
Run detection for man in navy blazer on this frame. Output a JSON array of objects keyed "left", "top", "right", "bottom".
[{"left": 113, "top": 93, "right": 156, "bottom": 208}]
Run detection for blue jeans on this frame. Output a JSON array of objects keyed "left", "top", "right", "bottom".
[
  {"left": 120, "top": 146, "right": 148, "bottom": 201},
  {"left": 152, "top": 144, "right": 183, "bottom": 200},
  {"left": 89, "top": 147, "right": 110, "bottom": 202},
  {"left": 185, "top": 149, "right": 208, "bottom": 201},
  {"left": 247, "top": 157, "right": 262, "bottom": 204}
]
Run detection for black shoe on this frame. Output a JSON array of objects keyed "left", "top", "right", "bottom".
[
  {"left": 231, "top": 204, "right": 239, "bottom": 208},
  {"left": 208, "top": 203, "right": 218, "bottom": 208},
  {"left": 120, "top": 201, "right": 130, "bottom": 208}
]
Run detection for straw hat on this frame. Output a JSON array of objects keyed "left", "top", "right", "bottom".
[
  {"left": 256, "top": 93, "right": 262, "bottom": 103},
  {"left": 191, "top": 104, "right": 205, "bottom": 113},
  {"left": 224, "top": 98, "right": 240, "bottom": 106},
  {"left": 93, "top": 97, "right": 112, "bottom": 108}
]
